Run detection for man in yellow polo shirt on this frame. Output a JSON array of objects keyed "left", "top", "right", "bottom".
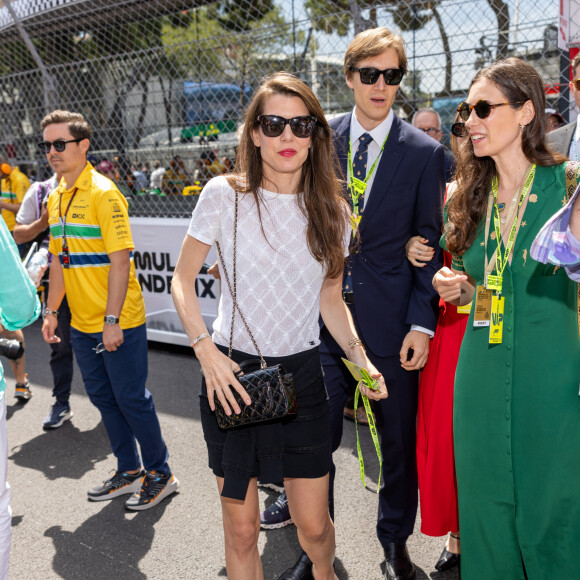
[
  {"left": 40, "top": 110, "right": 178, "bottom": 511},
  {"left": 0, "top": 161, "right": 30, "bottom": 232}
]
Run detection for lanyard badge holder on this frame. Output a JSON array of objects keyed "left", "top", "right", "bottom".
[
  {"left": 481, "top": 166, "right": 536, "bottom": 344},
  {"left": 341, "top": 358, "right": 382, "bottom": 492},
  {"left": 59, "top": 187, "right": 78, "bottom": 269},
  {"left": 347, "top": 133, "right": 389, "bottom": 236}
]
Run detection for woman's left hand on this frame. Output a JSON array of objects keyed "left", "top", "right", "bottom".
[{"left": 354, "top": 357, "right": 388, "bottom": 400}]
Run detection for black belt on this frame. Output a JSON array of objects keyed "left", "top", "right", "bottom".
[{"left": 342, "top": 291, "right": 354, "bottom": 305}]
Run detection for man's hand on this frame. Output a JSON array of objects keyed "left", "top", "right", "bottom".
[
  {"left": 400, "top": 330, "right": 430, "bottom": 371},
  {"left": 102, "top": 324, "right": 124, "bottom": 352},
  {"left": 38, "top": 203, "right": 49, "bottom": 229},
  {"left": 42, "top": 315, "right": 60, "bottom": 344}
]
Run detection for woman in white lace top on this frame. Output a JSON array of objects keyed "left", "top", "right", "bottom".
[{"left": 172, "top": 72, "right": 387, "bottom": 580}]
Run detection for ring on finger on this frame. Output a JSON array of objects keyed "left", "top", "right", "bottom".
[{"left": 418, "top": 249, "right": 422, "bottom": 256}]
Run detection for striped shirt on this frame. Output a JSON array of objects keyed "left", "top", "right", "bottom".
[{"left": 48, "top": 162, "right": 145, "bottom": 333}]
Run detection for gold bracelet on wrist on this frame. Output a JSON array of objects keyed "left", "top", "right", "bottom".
[{"left": 348, "top": 337, "right": 364, "bottom": 349}]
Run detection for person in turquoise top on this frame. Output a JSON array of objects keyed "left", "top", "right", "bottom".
[
  {"left": 433, "top": 58, "right": 580, "bottom": 579},
  {"left": 0, "top": 215, "right": 40, "bottom": 579}
]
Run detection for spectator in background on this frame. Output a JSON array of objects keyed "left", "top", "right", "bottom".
[
  {"left": 97, "top": 160, "right": 132, "bottom": 198},
  {"left": 0, "top": 162, "right": 34, "bottom": 403},
  {"left": 0, "top": 160, "right": 30, "bottom": 240},
  {"left": 149, "top": 160, "right": 165, "bottom": 190},
  {"left": 0, "top": 215, "right": 40, "bottom": 580},
  {"left": 547, "top": 52, "right": 580, "bottom": 156},
  {"left": 13, "top": 171, "right": 76, "bottom": 430},
  {"left": 412, "top": 109, "right": 455, "bottom": 182},
  {"left": 162, "top": 157, "right": 188, "bottom": 194},
  {"left": 131, "top": 164, "right": 148, "bottom": 192},
  {"left": 545, "top": 108, "right": 564, "bottom": 132}
]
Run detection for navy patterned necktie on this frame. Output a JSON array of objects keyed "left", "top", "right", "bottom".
[
  {"left": 344, "top": 132, "right": 372, "bottom": 294},
  {"left": 351, "top": 132, "right": 371, "bottom": 214}
]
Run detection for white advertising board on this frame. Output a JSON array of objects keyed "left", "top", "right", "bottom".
[{"left": 130, "top": 217, "right": 220, "bottom": 345}]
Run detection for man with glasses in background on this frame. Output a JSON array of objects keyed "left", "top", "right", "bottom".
[
  {"left": 547, "top": 53, "right": 580, "bottom": 156},
  {"left": 279, "top": 28, "right": 444, "bottom": 580},
  {"left": 412, "top": 108, "right": 455, "bottom": 182},
  {"left": 40, "top": 110, "right": 178, "bottom": 511}
]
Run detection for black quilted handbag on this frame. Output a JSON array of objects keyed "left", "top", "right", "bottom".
[
  {"left": 214, "top": 359, "right": 297, "bottom": 429},
  {"left": 213, "top": 191, "right": 297, "bottom": 429}
]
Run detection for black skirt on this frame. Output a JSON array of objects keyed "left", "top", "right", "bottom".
[{"left": 199, "top": 345, "right": 330, "bottom": 500}]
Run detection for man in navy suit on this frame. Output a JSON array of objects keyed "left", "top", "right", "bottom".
[{"left": 280, "top": 27, "right": 444, "bottom": 580}]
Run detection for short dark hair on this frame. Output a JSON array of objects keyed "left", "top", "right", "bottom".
[{"left": 40, "top": 110, "right": 92, "bottom": 141}]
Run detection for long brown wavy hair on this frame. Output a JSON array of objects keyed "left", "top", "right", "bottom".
[
  {"left": 230, "top": 72, "right": 348, "bottom": 279},
  {"left": 445, "top": 58, "right": 567, "bottom": 254}
]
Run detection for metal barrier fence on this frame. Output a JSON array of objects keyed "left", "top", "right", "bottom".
[{"left": 0, "top": 0, "right": 570, "bottom": 216}]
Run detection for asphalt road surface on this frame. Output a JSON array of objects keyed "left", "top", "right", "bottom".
[{"left": 4, "top": 320, "right": 460, "bottom": 580}]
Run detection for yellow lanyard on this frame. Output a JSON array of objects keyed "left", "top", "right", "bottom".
[{"left": 485, "top": 165, "right": 536, "bottom": 294}]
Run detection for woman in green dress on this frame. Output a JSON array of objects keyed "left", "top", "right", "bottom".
[{"left": 433, "top": 57, "right": 580, "bottom": 579}]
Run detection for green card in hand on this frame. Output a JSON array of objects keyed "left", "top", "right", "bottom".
[{"left": 341, "top": 358, "right": 379, "bottom": 391}]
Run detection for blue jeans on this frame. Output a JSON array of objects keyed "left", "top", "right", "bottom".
[
  {"left": 70, "top": 323, "right": 170, "bottom": 476},
  {"left": 50, "top": 296, "right": 73, "bottom": 404}
]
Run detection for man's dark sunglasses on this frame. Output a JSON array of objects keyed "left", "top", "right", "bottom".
[
  {"left": 451, "top": 122, "right": 468, "bottom": 138},
  {"left": 257, "top": 115, "right": 317, "bottom": 138},
  {"left": 349, "top": 66, "right": 405, "bottom": 86},
  {"left": 37, "top": 138, "right": 83, "bottom": 154},
  {"left": 457, "top": 100, "right": 524, "bottom": 121}
]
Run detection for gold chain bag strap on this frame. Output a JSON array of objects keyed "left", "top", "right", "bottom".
[
  {"left": 213, "top": 190, "right": 297, "bottom": 429},
  {"left": 564, "top": 161, "right": 580, "bottom": 337}
]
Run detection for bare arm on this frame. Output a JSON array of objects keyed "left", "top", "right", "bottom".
[
  {"left": 0, "top": 201, "right": 22, "bottom": 213},
  {"left": 171, "top": 235, "right": 249, "bottom": 414},
  {"left": 319, "top": 274, "right": 387, "bottom": 400},
  {"left": 13, "top": 204, "right": 49, "bottom": 244},
  {"left": 100, "top": 249, "right": 131, "bottom": 352},
  {"left": 42, "top": 256, "right": 66, "bottom": 344}
]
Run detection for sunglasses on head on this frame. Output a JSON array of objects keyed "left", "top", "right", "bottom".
[
  {"left": 451, "top": 122, "right": 468, "bottom": 138},
  {"left": 37, "top": 138, "right": 83, "bottom": 154},
  {"left": 457, "top": 100, "right": 524, "bottom": 121},
  {"left": 349, "top": 66, "right": 405, "bottom": 86},
  {"left": 257, "top": 115, "right": 317, "bottom": 138}
]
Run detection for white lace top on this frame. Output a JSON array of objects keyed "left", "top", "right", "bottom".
[{"left": 187, "top": 175, "right": 347, "bottom": 357}]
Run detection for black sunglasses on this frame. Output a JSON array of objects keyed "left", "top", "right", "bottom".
[
  {"left": 457, "top": 100, "right": 524, "bottom": 121},
  {"left": 349, "top": 66, "right": 405, "bottom": 86},
  {"left": 257, "top": 115, "right": 317, "bottom": 138},
  {"left": 37, "top": 138, "right": 83, "bottom": 154},
  {"left": 450, "top": 122, "right": 468, "bottom": 138}
]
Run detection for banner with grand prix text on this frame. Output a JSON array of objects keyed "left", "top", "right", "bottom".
[{"left": 130, "top": 217, "right": 219, "bottom": 346}]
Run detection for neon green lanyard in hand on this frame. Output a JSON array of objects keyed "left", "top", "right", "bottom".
[
  {"left": 489, "top": 164, "right": 536, "bottom": 290},
  {"left": 353, "top": 379, "right": 383, "bottom": 493}
]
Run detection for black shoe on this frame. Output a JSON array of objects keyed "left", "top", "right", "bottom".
[
  {"left": 435, "top": 546, "right": 460, "bottom": 572},
  {"left": 384, "top": 543, "right": 415, "bottom": 580},
  {"left": 88, "top": 469, "right": 144, "bottom": 501},
  {"left": 279, "top": 552, "right": 313, "bottom": 580}
]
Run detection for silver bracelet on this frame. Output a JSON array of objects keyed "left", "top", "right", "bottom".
[
  {"left": 45, "top": 309, "right": 59, "bottom": 317},
  {"left": 191, "top": 332, "right": 210, "bottom": 347}
]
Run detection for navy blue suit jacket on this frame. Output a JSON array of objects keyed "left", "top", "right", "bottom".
[{"left": 330, "top": 112, "right": 444, "bottom": 358}]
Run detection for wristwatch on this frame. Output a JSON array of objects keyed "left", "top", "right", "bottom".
[{"left": 104, "top": 315, "right": 120, "bottom": 325}]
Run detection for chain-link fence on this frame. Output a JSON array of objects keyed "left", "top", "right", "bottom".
[{"left": 0, "top": 0, "right": 568, "bottom": 216}]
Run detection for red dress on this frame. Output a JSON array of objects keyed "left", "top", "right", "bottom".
[{"left": 416, "top": 250, "right": 468, "bottom": 536}]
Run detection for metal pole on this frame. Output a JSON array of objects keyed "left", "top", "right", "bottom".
[{"left": 3, "top": 0, "right": 60, "bottom": 112}]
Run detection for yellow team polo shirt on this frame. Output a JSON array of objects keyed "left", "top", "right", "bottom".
[
  {"left": 48, "top": 162, "right": 146, "bottom": 333},
  {"left": 1, "top": 167, "right": 31, "bottom": 230}
]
